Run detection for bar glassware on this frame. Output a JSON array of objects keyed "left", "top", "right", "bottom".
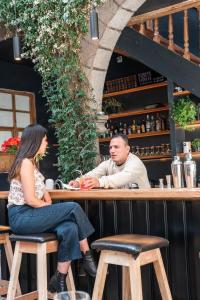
[{"left": 54, "top": 291, "right": 90, "bottom": 300}]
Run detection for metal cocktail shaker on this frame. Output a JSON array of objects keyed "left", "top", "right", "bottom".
[
  {"left": 171, "top": 156, "right": 183, "bottom": 188},
  {"left": 184, "top": 154, "right": 196, "bottom": 188}
]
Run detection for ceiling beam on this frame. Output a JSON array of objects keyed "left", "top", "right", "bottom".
[{"left": 128, "top": 0, "right": 200, "bottom": 26}]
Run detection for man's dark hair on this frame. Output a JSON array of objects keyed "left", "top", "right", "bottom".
[{"left": 111, "top": 134, "right": 129, "bottom": 146}]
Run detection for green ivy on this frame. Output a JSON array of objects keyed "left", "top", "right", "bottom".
[{"left": 0, "top": 0, "right": 104, "bottom": 181}]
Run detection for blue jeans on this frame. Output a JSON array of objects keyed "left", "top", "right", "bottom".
[{"left": 8, "top": 202, "right": 94, "bottom": 262}]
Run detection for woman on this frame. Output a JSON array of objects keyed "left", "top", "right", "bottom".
[{"left": 8, "top": 124, "right": 96, "bottom": 293}]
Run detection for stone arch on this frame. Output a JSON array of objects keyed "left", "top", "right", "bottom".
[{"left": 80, "top": 0, "right": 146, "bottom": 113}]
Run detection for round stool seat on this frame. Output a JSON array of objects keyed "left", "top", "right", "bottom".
[
  {"left": 91, "top": 234, "right": 169, "bottom": 255},
  {"left": 0, "top": 225, "right": 11, "bottom": 234},
  {"left": 9, "top": 233, "right": 57, "bottom": 243}
]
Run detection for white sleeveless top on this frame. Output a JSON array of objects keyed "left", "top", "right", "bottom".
[{"left": 8, "top": 168, "right": 46, "bottom": 207}]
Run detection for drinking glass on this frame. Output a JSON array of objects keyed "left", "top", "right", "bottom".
[{"left": 54, "top": 291, "right": 91, "bottom": 300}]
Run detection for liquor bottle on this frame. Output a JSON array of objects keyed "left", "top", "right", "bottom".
[
  {"left": 109, "top": 125, "right": 114, "bottom": 137},
  {"left": 118, "top": 122, "right": 124, "bottom": 134},
  {"left": 137, "top": 122, "right": 141, "bottom": 134},
  {"left": 150, "top": 115, "right": 156, "bottom": 131},
  {"left": 161, "top": 114, "right": 166, "bottom": 131},
  {"left": 127, "top": 125, "right": 132, "bottom": 135},
  {"left": 123, "top": 123, "right": 128, "bottom": 135},
  {"left": 141, "top": 120, "right": 146, "bottom": 133},
  {"left": 146, "top": 114, "right": 151, "bottom": 132},
  {"left": 155, "top": 113, "right": 161, "bottom": 131},
  {"left": 131, "top": 120, "right": 137, "bottom": 134}
]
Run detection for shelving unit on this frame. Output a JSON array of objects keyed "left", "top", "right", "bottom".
[
  {"left": 103, "top": 82, "right": 167, "bottom": 98},
  {"left": 103, "top": 81, "right": 191, "bottom": 99},
  {"left": 99, "top": 130, "right": 170, "bottom": 142},
  {"left": 108, "top": 106, "right": 168, "bottom": 119}
]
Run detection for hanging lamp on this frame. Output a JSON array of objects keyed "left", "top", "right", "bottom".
[
  {"left": 13, "top": 0, "right": 21, "bottom": 61},
  {"left": 90, "top": 7, "right": 99, "bottom": 40}
]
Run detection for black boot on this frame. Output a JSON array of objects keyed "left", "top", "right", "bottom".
[
  {"left": 48, "top": 270, "right": 67, "bottom": 293},
  {"left": 82, "top": 250, "right": 97, "bottom": 278}
]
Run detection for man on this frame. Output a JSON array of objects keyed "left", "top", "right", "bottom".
[{"left": 69, "top": 134, "right": 151, "bottom": 189}]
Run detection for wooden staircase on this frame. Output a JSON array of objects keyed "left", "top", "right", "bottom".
[{"left": 115, "top": 1, "right": 200, "bottom": 66}]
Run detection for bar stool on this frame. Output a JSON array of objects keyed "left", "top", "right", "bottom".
[
  {"left": 0, "top": 226, "right": 21, "bottom": 297},
  {"left": 91, "top": 234, "right": 172, "bottom": 300},
  {"left": 7, "top": 233, "right": 75, "bottom": 300}
]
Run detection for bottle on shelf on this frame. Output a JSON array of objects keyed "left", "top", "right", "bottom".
[
  {"left": 150, "top": 115, "right": 156, "bottom": 131},
  {"left": 118, "top": 122, "right": 124, "bottom": 134},
  {"left": 161, "top": 114, "right": 166, "bottom": 131},
  {"left": 137, "top": 122, "right": 141, "bottom": 134},
  {"left": 155, "top": 113, "right": 161, "bottom": 131},
  {"left": 146, "top": 114, "right": 151, "bottom": 132},
  {"left": 141, "top": 120, "right": 146, "bottom": 133},
  {"left": 123, "top": 122, "right": 128, "bottom": 135},
  {"left": 131, "top": 120, "right": 137, "bottom": 134},
  {"left": 127, "top": 124, "right": 132, "bottom": 135}
]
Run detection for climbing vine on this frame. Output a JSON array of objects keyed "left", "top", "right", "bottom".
[{"left": 0, "top": 0, "right": 104, "bottom": 181}]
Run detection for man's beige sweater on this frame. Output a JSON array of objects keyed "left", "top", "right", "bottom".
[{"left": 85, "top": 153, "right": 151, "bottom": 189}]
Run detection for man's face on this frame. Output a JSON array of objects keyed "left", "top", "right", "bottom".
[{"left": 109, "top": 137, "right": 130, "bottom": 165}]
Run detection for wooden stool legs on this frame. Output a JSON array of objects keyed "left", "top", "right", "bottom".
[
  {"left": 92, "top": 249, "right": 172, "bottom": 300},
  {"left": 0, "top": 232, "right": 21, "bottom": 297},
  {"left": 7, "top": 240, "right": 75, "bottom": 300}
]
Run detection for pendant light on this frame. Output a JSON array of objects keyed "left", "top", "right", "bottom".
[
  {"left": 13, "top": 0, "right": 21, "bottom": 61},
  {"left": 90, "top": 7, "right": 99, "bottom": 40}
]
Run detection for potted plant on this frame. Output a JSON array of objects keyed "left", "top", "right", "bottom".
[
  {"left": 0, "top": 137, "right": 20, "bottom": 172},
  {"left": 191, "top": 138, "right": 200, "bottom": 152},
  {"left": 103, "top": 97, "right": 123, "bottom": 114},
  {"left": 171, "top": 96, "right": 197, "bottom": 130}
]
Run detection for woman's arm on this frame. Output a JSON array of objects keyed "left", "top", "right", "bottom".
[
  {"left": 43, "top": 190, "right": 52, "bottom": 204},
  {"left": 20, "top": 159, "right": 50, "bottom": 208}
]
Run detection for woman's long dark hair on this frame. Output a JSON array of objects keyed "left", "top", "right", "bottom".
[{"left": 9, "top": 124, "right": 47, "bottom": 180}]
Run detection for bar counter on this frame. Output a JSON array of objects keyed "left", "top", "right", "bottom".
[
  {"left": 1, "top": 187, "right": 200, "bottom": 200},
  {"left": 0, "top": 188, "right": 200, "bottom": 300}
]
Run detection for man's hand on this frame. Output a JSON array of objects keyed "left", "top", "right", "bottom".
[
  {"left": 82, "top": 177, "right": 100, "bottom": 189},
  {"left": 69, "top": 180, "right": 80, "bottom": 188}
]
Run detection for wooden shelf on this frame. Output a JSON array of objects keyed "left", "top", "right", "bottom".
[
  {"left": 108, "top": 106, "right": 168, "bottom": 119},
  {"left": 178, "top": 152, "right": 200, "bottom": 157},
  {"left": 103, "top": 82, "right": 167, "bottom": 98},
  {"left": 173, "top": 90, "right": 191, "bottom": 97},
  {"left": 140, "top": 154, "right": 171, "bottom": 160},
  {"left": 103, "top": 81, "right": 190, "bottom": 99},
  {"left": 99, "top": 130, "right": 170, "bottom": 142}
]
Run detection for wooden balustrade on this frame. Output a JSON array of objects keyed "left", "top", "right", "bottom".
[
  {"left": 168, "top": 14, "right": 174, "bottom": 51},
  {"left": 128, "top": 4, "right": 200, "bottom": 65},
  {"left": 183, "top": 9, "right": 190, "bottom": 60}
]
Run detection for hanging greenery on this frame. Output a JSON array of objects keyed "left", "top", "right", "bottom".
[{"left": 0, "top": 0, "right": 104, "bottom": 181}]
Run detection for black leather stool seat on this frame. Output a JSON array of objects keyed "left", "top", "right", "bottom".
[
  {"left": 0, "top": 225, "right": 11, "bottom": 234},
  {"left": 10, "top": 233, "right": 57, "bottom": 243},
  {"left": 91, "top": 234, "right": 169, "bottom": 255}
]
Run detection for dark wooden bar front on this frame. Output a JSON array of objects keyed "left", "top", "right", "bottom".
[{"left": 0, "top": 189, "right": 200, "bottom": 300}]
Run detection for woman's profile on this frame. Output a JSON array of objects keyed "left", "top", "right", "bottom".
[{"left": 8, "top": 124, "right": 96, "bottom": 293}]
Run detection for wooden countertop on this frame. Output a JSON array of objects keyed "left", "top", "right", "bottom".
[{"left": 1, "top": 188, "right": 200, "bottom": 201}]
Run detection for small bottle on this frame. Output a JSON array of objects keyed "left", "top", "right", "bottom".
[
  {"left": 137, "top": 122, "right": 141, "bottom": 134},
  {"left": 131, "top": 120, "right": 137, "bottom": 134},
  {"left": 155, "top": 113, "right": 161, "bottom": 131},
  {"left": 141, "top": 120, "right": 146, "bottom": 133},
  {"left": 123, "top": 123, "right": 128, "bottom": 135},
  {"left": 146, "top": 114, "right": 151, "bottom": 132},
  {"left": 119, "top": 122, "right": 123, "bottom": 134},
  {"left": 150, "top": 115, "right": 156, "bottom": 131},
  {"left": 161, "top": 114, "right": 166, "bottom": 131}
]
